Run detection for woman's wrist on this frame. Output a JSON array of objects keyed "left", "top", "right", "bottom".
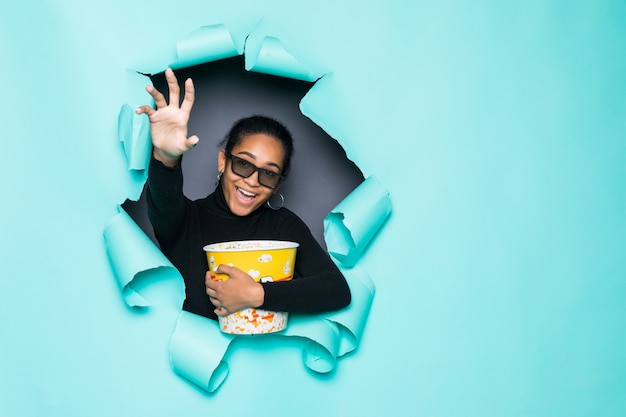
[
  {"left": 153, "top": 148, "right": 180, "bottom": 167},
  {"left": 250, "top": 282, "right": 265, "bottom": 309}
]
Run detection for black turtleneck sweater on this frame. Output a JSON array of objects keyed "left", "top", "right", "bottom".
[{"left": 146, "top": 156, "right": 351, "bottom": 320}]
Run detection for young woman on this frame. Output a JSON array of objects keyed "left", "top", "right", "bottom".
[{"left": 136, "top": 68, "right": 351, "bottom": 320}]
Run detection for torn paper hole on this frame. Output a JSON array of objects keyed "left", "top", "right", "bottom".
[{"left": 109, "top": 22, "right": 391, "bottom": 393}]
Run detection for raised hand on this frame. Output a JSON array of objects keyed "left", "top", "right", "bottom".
[{"left": 135, "top": 68, "right": 199, "bottom": 166}]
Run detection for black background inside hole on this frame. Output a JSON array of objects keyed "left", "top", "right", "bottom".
[{"left": 123, "top": 56, "right": 364, "bottom": 248}]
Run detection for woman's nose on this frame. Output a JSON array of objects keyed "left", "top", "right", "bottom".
[{"left": 243, "top": 170, "right": 260, "bottom": 186}]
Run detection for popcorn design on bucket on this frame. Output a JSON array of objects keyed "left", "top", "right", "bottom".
[
  {"left": 218, "top": 307, "right": 289, "bottom": 334},
  {"left": 258, "top": 254, "right": 272, "bottom": 263},
  {"left": 204, "top": 240, "right": 299, "bottom": 334}
]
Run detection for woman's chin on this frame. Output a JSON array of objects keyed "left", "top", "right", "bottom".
[{"left": 229, "top": 199, "right": 263, "bottom": 217}]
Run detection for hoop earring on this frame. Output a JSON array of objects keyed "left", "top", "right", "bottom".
[
  {"left": 267, "top": 193, "right": 284, "bottom": 210},
  {"left": 215, "top": 172, "right": 222, "bottom": 186}
]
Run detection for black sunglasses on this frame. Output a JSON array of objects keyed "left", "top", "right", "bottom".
[{"left": 225, "top": 152, "right": 285, "bottom": 189}]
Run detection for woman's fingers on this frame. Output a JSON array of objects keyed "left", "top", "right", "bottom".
[
  {"left": 138, "top": 69, "right": 194, "bottom": 117},
  {"left": 135, "top": 105, "right": 154, "bottom": 116},
  {"left": 216, "top": 264, "right": 238, "bottom": 276},
  {"left": 165, "top": 68, "right": 180, "bottom": 107},
  {"left": 214, "top": 307, "right": 228, "bottom": 316},
  {"left": 180, "top": 77, "right": 195, "bottom": 113},
  {"left": 145, "top": 84, "right": 167, "bottom": 109},
  {"left": 185, "top": 134, "right": 200, "bottom": 148}
]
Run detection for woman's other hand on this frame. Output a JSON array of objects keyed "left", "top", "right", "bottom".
[
  {"left": 135, "top": 68, "right": 199, "bottom": 167},
  {"left": 205, "top": 265, "right": 266, "bottom": 316}
]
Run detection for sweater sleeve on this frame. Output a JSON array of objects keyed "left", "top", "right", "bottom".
[
  {"left": 146, "top": 155, "right": 187, "bottom": 246},
  {"left": 259, "top": 211, "right": 352, "bottom": 314}
]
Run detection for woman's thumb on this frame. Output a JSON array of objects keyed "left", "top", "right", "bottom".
[{"left": 186, "top": 135, "right": 200, "bottom": 149}]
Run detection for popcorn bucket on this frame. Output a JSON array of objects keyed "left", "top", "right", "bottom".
[{"left": 203, "top": 240, "right": 299, "bottom": 334}]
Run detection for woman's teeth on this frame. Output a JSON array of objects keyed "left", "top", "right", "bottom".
[{"left": 237, "top": 187, "right": 256, "bottom": 198}]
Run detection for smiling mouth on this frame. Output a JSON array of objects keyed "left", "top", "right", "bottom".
[{"left": 236, "top": 187, "right": 257, "bottom": 202}]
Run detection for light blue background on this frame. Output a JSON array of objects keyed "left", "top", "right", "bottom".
[{"left": 1, "top": 1, "right": 625, "bottom": 416}]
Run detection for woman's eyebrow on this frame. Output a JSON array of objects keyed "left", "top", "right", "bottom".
[{"left": 236, "top": 151, "right": 281, "bottom": 170}]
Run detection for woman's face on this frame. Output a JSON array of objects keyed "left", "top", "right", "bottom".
[{"left": 218, "top": 133, "right": 286, "bottom": 217}]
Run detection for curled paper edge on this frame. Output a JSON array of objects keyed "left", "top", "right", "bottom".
[
  {"left": 281, "top": 315, "right": 341, "bottom": 374},
  {"left": 321, "top": 264, "right": 376, "bottom": 357},
  {"left": 169, "top": 311, "right": 235, "bottom": 393},
  {"left": 302, "top": 340, "right": 337, "bottom": 374},
  {"left": 324, "top": 176, "right": 392, "bottom": 267},
  {"left": 245, "top": 35, "right": 322, "bottom": 82},
  {"left": 170, "top": 24, "right": 240, "bottom": 70},
  {"left": 118, "top": 103, "right": 153, "bottom": 171},
  {"left": 299, "top": 72, "right": 344, "bottom": 147},
  {"left": 103, "top": 206, "right": 181, "bottom": 307}
]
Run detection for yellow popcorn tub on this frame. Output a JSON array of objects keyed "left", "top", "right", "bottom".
[{"left": 203, "top": 240, "right": 299, "bottom": 334}]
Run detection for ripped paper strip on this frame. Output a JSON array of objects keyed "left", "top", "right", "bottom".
[
  {"left": 321, "top": 263, "right": 376, "bottom": 357},
  {"left": 169, "top": 311, "right": 235, "bottom": 392},
  {"left": 104, "top": 206, "right": 182, "bottom": 307},
  {"left": 324, "top": 176, "right": 392, "bottom": 267},
  {"left": 245, "top": 35, "right": 322, "bottom": 82},
  {"left": 118, "top": 103, "right": 152, "bottom": 171},
  {"left": 170, "top": 24, "right": 239, "bottom": 70},
  {"left": 284, "top": 264, "right": 376, "bottom": 370}
]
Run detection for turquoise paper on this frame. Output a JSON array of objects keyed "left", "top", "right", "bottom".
[
  {"left": 117, "top": 104, "right": 152, "bottom": 172},
  {"left": 169, "top": 24, "right": 240, "bottom": 70},
  {"left": 324, "top": 176, "right": 392, "bottom": 266},
  {"left": 169, "top": 311, "right": 235, "bottom": 392},
  {"left": 3, "top": 2, "right": 625, "bottom": 416},
  {"left": 245, "top": 35, "right": 323, "bottom": 82},
  {"left": 103, "top": 206, "right": 183, "bottom": 308}
]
